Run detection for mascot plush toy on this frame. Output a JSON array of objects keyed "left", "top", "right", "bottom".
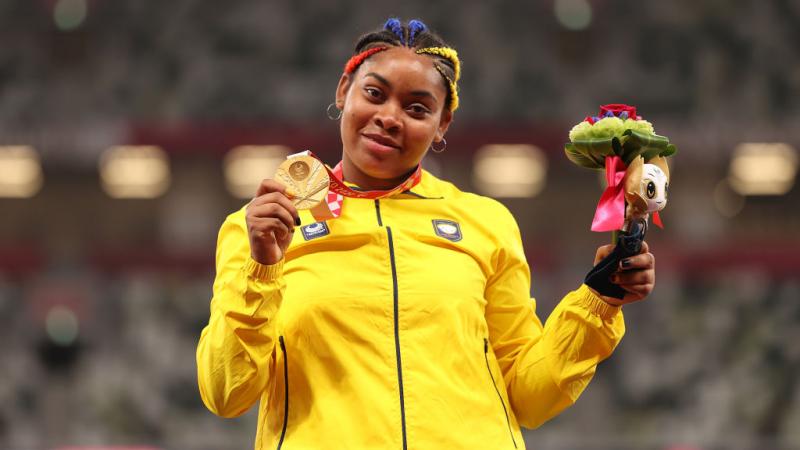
[
  {"left": 624, "top": 155, "right": 669, "bottom": 224},
  {"left": 565, "top": 104, "right": 676, "bottom": 299}
]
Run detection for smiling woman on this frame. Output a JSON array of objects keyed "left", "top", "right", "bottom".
[
  {"left": 335, "top": 23, "right": 457, "bottom": 189},
  {"left": 196, "top": 18, "right": 656, "bottom": 450},
  {"left": 337, "top": 47, "right": 451, "bottom": 188}
]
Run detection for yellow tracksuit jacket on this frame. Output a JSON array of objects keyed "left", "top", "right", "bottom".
[{"left": 196, "top": 170, "right": 625, "bottom": 449}]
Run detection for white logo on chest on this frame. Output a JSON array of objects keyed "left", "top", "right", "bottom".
[{"left": 432, "top": 219, "right": 462, "bottom": 242}]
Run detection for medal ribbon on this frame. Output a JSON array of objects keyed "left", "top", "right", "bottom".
[{"left": 288, "top": 151, "right": 422, "bottom": 221}]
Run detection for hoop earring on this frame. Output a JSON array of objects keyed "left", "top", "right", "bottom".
[
  {"left": 430, "top": 138, "right": 446, "bottom": 153},
  {"left": 326, "top": 103, "right": 342, "bottom": 120}
]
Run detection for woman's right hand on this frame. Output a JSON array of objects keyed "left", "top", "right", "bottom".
[{"left": 245, "top": 179, "right": 301, "bottom": 265}]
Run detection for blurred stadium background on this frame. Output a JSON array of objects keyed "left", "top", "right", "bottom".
[{"left": 1, "top": 0, "right": 799, "bottom": 449}]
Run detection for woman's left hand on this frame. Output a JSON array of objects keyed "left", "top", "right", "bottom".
[{"left": 590, "top": 241, "right": 655, "bottom": 306}]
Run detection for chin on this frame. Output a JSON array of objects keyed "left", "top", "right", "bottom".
[
  {"left": 356, "top": 155, "right": 404, "bottom": 179},
  {"left": 351, "top": 145, "right": 403, "bottom": 175}
]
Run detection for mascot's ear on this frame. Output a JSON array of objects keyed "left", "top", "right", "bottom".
[
  {"left": 650, "top": 156, "right": 670, "bottom": 181},
  {"left": 624, "top": 156, "right": 643, "bottom": 196}
]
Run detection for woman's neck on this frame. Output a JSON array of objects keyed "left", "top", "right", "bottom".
[{"left": 340, "top": 158, "right": 417, "bottom": 191}]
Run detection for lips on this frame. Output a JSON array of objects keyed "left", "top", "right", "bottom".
[{"left": 362, "top": 133, "right": 400, "bottom": 150}]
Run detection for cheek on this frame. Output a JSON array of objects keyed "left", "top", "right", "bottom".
[
  {"left": 341, "top": 105, "right": 367, "bottom": 141},
  {"left": 346, "top": 92, "right": 379, "bottom": 121},
  {"left": 406, "top": 121, "right": 438, "bottom": 150}
]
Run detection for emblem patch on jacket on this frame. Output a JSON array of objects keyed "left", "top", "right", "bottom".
[
  {"left": 432, "top": 219, "right": 462, "bottom": 242},
  {"left": 301, "top": 221, "right": 330, "bottom": 241}
]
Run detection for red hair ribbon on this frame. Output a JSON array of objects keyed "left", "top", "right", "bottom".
[{"left": 344, "top": 47, "right": 388, "bottom": 74}]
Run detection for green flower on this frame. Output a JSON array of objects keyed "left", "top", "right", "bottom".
[
  {"left": 590, "top": 117, "right": 625, "bottom": 139},
  {"left": 568, "top": 121, "right": 593, "bottom": 142},
  {"left": 624, "top": 119, "right": 654, "bottom": 135},
  {"left": 568, "top": 118, "right": 657, "bottom": 143}
]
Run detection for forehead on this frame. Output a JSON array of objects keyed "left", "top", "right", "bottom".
[
  {"left": 358, "top": 47, "right": 446, "bottom": 91},
  {"left": 642, "top": 164, "right": 666, "bottom": 181}
]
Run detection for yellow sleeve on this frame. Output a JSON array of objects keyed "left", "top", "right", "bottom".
[
  {"left": 196, "top": 211, "right": 285, "bottom": 418},
  {"left": 484, "top": 207, "right": 625, "bottom": 429}
]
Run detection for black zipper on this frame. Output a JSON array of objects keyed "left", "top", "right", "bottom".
[
  {"left": 484, "top": 338, "right": 517, "bottom": 448},
  {"left": 377, "top": 201, "right": 407, "bottom": 450},
  {"left": 374, "top": 199, "right": 383, "bottom": 226},
  {"left": 276, "top": 336, "right": 289, "bottom": 450},
  {"left": 387, "top": 226, "right": 407, "bottom": 450}
]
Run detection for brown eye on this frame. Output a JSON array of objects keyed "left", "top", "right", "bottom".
[
  {"left": 646, "top": 181, "right": 656, "bottom": 199},
  {"left": 364, "top": 87, "right": 382, "bottom": 99},
  {"left": 406, "top": 103, "right": 430, "bottom": 116},
  {"left": 664, "top": 182, "right": 669, "bottom": 199}
]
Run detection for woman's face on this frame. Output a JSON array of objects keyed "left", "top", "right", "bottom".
[{"left": 335, "top": 47, "right": 452, "bottom": 189}]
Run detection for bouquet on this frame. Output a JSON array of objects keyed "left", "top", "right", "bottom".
[
  {"left": 565, "top": 104, "right": 677, "bottom": 299},
  {"left": 565, "top": 104, "right": 676, "bottom": 232}
]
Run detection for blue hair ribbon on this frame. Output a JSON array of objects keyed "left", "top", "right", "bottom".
[
  {"left": 384, "top": 18, "right": 405, "bottom": 45},
  {"left": 408, "top": 19, "right": 427, "bottom": 46}
]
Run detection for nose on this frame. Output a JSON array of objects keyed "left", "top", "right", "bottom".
[{"left": 373, "top": 102, "right": 402, "bottom": 132}]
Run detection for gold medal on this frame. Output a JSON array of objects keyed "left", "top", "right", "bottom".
[{"left": 274, "top": 155, "right": 330, "bottom": 210}]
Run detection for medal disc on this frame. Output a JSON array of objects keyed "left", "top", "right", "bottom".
[{"left": 274, "top": 155, "right": 330, "bottom": 210}]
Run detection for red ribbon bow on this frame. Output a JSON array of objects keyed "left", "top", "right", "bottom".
[{"left": 591, "top": 156, "right": 627, "bottom": 232}]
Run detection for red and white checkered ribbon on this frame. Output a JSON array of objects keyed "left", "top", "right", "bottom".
[
  {"left": 325, "top": 190, "right": 344, "bottom": 218},
  {"left": 289, "top": 151, "right": 422, "bottom": 221}
]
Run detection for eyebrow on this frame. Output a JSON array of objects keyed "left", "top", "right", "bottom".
[
  {"left": 365, "top": 72, "right": 391, "bottom": 87},
  {"left": 364, "top": 72, "right": 437, "bottom": 101},
  {"left": 410, "top": 90, "right": 435, "bottom": 100}
]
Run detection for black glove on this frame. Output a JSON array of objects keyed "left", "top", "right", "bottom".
[{"left": 584, "top": 218, "right": 647, "bottom": 299}]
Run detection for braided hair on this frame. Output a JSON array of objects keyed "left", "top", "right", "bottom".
[{"left": 345, "top": 18, "right": 461, "bottom": 112}]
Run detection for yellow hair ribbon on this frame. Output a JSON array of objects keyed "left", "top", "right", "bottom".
[
  {"left": 416, "top": 47, "right": 460, "bottom": 81},
  {"left": 416, "top": 47, "right": 461, "bottom": 112}
]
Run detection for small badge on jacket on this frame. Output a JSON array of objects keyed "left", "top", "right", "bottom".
[
  {"left": 432, "top": 219, "right": 462, "bottom": 242},
  {"left": 301, "top": 222, "right": 330, "bottom": 241}
]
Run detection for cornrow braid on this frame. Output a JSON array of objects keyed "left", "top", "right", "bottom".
[
  {"left": 415, "top": 47, "right": 460, "bottom": 82},
  {"left": 416, "top": 47, "right": 460, "bottom": 111},
  {"left": 348, "top": 18, "right": 461, "bottom": 112},
  {"left": 344, "top": 46, "right": 388, "bottom": 74}
]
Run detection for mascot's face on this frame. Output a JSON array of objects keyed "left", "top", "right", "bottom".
[{"left": 640, "top": 163, "right": 668, "bottom": 212}]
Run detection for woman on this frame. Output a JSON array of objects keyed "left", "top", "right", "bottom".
[{"left": 196, "top": 18, "right": 655, "bottom": 449}]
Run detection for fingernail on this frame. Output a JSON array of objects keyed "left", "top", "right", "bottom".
[
  {"left": 285, "top": 188, "right": 297, "bottom": 198},
  {"left": 620, "top": 258, "right": 631, "bottom": 269},
  {"left": 294, "top": 217, "right": 302, "bottom": 226}
]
